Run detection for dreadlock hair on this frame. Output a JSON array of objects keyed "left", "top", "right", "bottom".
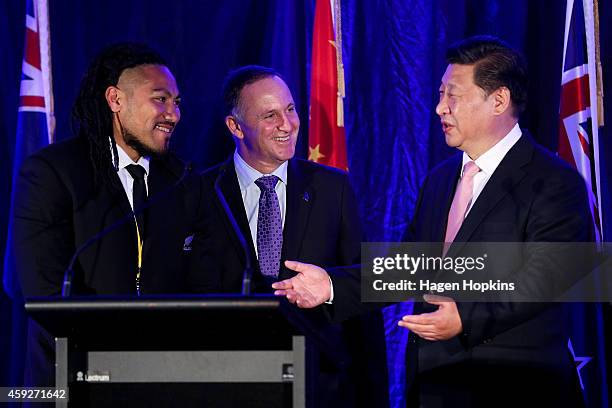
[{"left": 71, "top": 42, "right": 167, "bottom": 189}]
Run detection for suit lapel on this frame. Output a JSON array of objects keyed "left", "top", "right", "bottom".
[
  {"left": 146, "top": 157, "right": 172, "bottom": 198},
  {"left": 107, "top": 167, "right": 134, "bottom": 217},
  {"left": 447, "top": 135, "right": 533, "bottom": 256},
  {"left": 217, "top": 158, "right": 257, "bottom": 266},
  {"left": 104, "top": 167, "right": 138, "bottom": 250},
  {"left": 140, "top": 155, "right": 186, "bottom": 261},
  {"left": 435, "top": 156, "right": 463, "bottom": 243},
  {"left": 141, "top": 158, "right": 167, "bottom": 258},
  {"left": 282, "top": 160, "right": 313, "bottom": 266}
]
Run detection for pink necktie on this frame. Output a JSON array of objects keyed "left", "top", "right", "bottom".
[{"left": 443, "top": 161, "right": 480, "bottom": 252}]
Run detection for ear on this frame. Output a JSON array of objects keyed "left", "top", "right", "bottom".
[
  {"left": 492, "top": 86, "right": 512, "bottom": 115},
  {"left": 105, "top": 86, "right": 123, "bottom": 113},
  {"left": 225, "top": 115, "right": 244, "bottom": 140}
]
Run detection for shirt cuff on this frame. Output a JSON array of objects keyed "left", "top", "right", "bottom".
[{"left": 325, "top": 276, "right": 334, "bottom": 304}]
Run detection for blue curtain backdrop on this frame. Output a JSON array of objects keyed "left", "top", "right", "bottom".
[{"left": 1, "top": 0, "right": 611, "bottom": 406}]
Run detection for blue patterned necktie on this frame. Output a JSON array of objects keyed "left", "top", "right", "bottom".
[{"left": 255, "top": 175, "right": 283, "bottom": 278}]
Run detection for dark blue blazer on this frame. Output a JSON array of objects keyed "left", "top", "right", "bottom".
[
  {"left": 12, "top": 137, "right": 204, "bottom": 297},
  {"left": 196, "top": 157, "right": 388, "bottom": 408},
  {"left": 404, "top": 132, "right": 592, "bottom": 406}
]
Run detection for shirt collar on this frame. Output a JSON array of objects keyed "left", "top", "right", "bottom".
[
  {"left": 115, "top": 142, "right": 150, "bottom": 174},
  {"left": 233, "top": 150, "right": 288, "bottom": 191},
  {"left": 461, "top": 123, "right": 522, "bottom": 176}
]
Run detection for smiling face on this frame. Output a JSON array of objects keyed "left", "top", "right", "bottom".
[
  {"left": 226, "top": 76, "right": 299, "bottom": 173},
  {"left": 108, "top": 64, "right": 181, "bottom": 160},
  {"left": 436, "top": 64, "right": 498, "bottom": 158}
]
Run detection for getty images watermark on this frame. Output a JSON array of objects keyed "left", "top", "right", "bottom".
[
  {"left": 371, "top": 252, "right": 514, "bottom": 293},
  {"left": 361, "top": 242, "right": 612, "bottom": 302}
]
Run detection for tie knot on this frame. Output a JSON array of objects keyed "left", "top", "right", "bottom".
[
  {"left": 126, "top": 164, "right": 146, "bottom": 180},
  {"left": 463, "top": 161, "right": 480, "bottom": 178},
  {"left": 255, "top": 175, "right": 279, "bottom": 191}
]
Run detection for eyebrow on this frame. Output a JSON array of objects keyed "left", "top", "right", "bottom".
[
  {"left": 442, "top": 83, "right": 460, "bottom": 91},
  {"left": 260, "top": 103, "right": 295, "bottom": 113},
  {"left": 151, "top": 88, "right": 181, "bottom": 98},
  {"left": 151, "top": 88, "right": 178, "bottom": 95},
  {"left": 259, "top": 109, "right": 277, "bottom": 117}
]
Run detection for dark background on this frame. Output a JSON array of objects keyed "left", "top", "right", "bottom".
[{"left": 1, "top": 1, "right": 611, "bottom": 406}]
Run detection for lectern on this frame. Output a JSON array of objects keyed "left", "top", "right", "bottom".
[{"left": 26, "top": 295, "right": 312, "bottom": 407}]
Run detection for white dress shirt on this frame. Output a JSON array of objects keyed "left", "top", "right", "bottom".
[
  {"left": 462, "top": 123, "right": 522, "bottom": 216},
  {"left": 233, "top": 152, "right": 334, "bottom": 302},
  {"left": 233, "top": 150, "right": 288, "bottom": 257},
  {"left": 113, "top": 143, "right": 150, "bottom": 210}
]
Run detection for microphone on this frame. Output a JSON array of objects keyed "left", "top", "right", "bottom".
[
  {"left": 61, "top": 161, "right": 193, "bottom": 297},
  {"left": 213, "top": 163, "right": 254, "bottom": 296}
]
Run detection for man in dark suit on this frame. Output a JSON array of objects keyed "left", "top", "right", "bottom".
[
  {"left": 274, "top": 37, "right": 592, "bottom": 407},
  {"left": 11, "top": 43, "right": 204, "bottom": 386},
  {"left": 396, "top": 36, "right": 591, "bottom": 407},
  {"left": 196, "top": 65, "right": 387, "bottom": 407}
]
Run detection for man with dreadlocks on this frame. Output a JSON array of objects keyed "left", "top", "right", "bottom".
[{"left": 11, "top": 43, "right": 206, "bottom": 386}]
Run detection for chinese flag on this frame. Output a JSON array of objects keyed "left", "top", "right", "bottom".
[{"left": 308, "top": 0, "right": 348, "bottom": 170}]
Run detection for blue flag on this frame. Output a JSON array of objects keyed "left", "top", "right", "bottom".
[
  {"left": 3, "top": 0, "right": 54, "bottom": 299},
  {"left": 558, "top": 1, "right": 608, "bottom": 406}
]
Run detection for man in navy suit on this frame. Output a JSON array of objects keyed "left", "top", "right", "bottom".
[
  {"left": 198, "top": 66, "right": 363, "bottom": 295},
  {"left": 196, "top": 65, "right": 388, "bottom": 407},
  {"left": 274, "top": 36, "right": 591, "bottom": 407},
  {"left": 11, "top": 43, "right": 204, "bottom": 387}
]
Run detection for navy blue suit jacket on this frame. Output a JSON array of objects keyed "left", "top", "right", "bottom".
[
  {"left": 404, "top": 133, "right": 592, "bottom": 406},
  {"left": 13, "top": 137, "right": 205, "bottom": 297},
  {"left": 12, "top": 137, "right": 205, "bottom": 387},
  {"left": 196, "top": 157, "right": 388, "bottom": 408}
]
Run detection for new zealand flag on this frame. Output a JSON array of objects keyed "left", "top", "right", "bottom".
[
  {"left": 558, "top": 1, "right": 608, "bottom": 407},
  {"left": 3, "top": 0, "right": 54, "bottom": 299}
]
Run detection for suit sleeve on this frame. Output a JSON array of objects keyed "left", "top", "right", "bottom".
[
  {"left": 326, "top": 174, "right": 369, "bottom": 321},
  {"left": 456, "top": 168, "right": 593, "bottom": 348},
  {"left": 337, "top": 173, "right": 362, "bottom": 264},
  {"left": 402, "top": 173, "right": 430, "bottom": 242},
  {"left": 12, "top": 156, "right": 75, "bottom": 297}
]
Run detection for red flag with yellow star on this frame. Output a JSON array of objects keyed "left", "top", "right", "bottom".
[{"left": 308, "top": 0, "right": 347, "bottom": 170}]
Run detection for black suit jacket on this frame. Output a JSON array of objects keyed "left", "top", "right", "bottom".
[
  {"left": 11, "top": 137, "right": 206, "bottom": 388},
  {"left": 196, "top": 157, "right": 387, "bottom": 408},
  {"left": 404, "top": 133, "right": 591, "bottom": 406},
  {"left": 197, "top": 157, "right": 362, "bottom": 292},
  {"left": 12, "top": 136, "right": 204, "bottom": 296}
]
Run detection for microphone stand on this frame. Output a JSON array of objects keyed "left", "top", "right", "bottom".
[{"left": 213, "top": 164, "right": 254, "bottom": 296}]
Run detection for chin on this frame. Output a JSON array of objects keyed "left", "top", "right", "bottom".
[
  {"left": 281, "top": 152, "right": 295, "bottom": 162},
  {"left": 151, "top": 145, "right": 170, "bottom": 157},
  {"left": 133, "top": 142, "right": 168, "bottom": 158},
  {"left": 444, "top": 135, "right": 462, "bottom": 148},
  {"left": 125, "top": 131, "right": 170, "bottom": 158},
  {"left": 276, "top": 148, "right": 296, "bottom": 162}
]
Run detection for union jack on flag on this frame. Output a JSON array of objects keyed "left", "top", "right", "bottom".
[
  {"left": 19, "top": 0, "right": 54, "bottom": 121},
  {"left": 558, "top": 0, "right": 603, "bottom": 241},
  {"left": 3, "top": 0, "right": 54, "bottom": 298},
  {"left": 558, "top": 3, "right": 608, "bottom": 408}
]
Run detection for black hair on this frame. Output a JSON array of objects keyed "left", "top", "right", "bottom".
[
  {"left": 446, "top": 35, "right": 528, "bottom": 116},
  {"left": 71, "top": 42, "right": 167, "bottom": 188},
  {"left": 221, "top": 65, "right": 281, "bottom": 118}
]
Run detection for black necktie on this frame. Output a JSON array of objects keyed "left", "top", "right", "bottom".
[{"left": 125, "top": 164, "right": 147, "bottom": 238}]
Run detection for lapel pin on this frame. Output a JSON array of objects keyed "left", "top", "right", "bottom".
[
  {"left": 302, "top": 192, "right": 310, "bottom": 202},
  {"left": 183, "top": 234, "right": 194, "bottom": 251}
]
